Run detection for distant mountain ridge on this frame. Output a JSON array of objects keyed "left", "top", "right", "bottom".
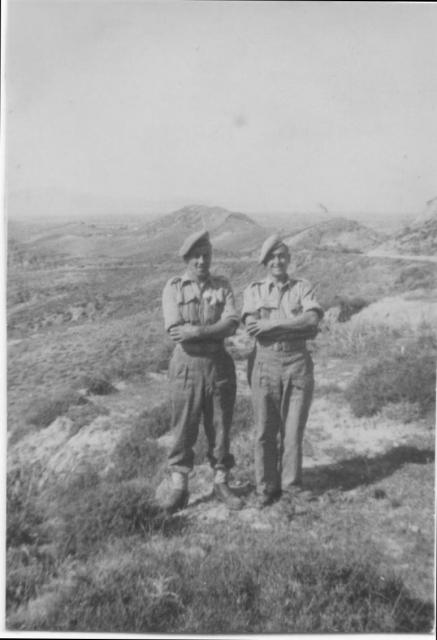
[
  {"left": 8, "top": 204, "right": 268, "bottom": 260},
  {"left": 146, "top": 204, "right": 257, "bottom": 232},
  {"left": 9, "top": 202, "right": 434, "bottom": 262},
  {"left": 281, "top": 217, "right": 387, "bottom": 253},
  {"left": 141, "top": 204, "right": 267, "bottom": 256}
]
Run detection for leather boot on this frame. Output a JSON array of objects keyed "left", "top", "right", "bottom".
[{"left": 214, "top": 470, "right": 243, "bottom": 510}]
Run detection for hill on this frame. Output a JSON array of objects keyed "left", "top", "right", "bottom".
[
  {"left": 8, "top": 205, "right": 268, "bottom": 261},
  {"left": 373, "top": 198, "right": 437, "bottom": 256},
  {"left": 139, "top": 204, "right": 268, "bottom": 256},
  {"left": 281, "top": 217, "right": 387, "bottom": 254},
  {"left": 6, "top": 209, "right": 436, "bottom": 633}
]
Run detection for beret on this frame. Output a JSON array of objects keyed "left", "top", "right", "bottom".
[
  {"left": 179, "top": 230, "right": 211, "bottom": 258},
  {"left": 259, "top": 233, "right": 288, "bottom": 265}
]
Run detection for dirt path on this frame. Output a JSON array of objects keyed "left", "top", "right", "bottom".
[{"left": 366, "top": 249, "right": 437, "bottom": 263}]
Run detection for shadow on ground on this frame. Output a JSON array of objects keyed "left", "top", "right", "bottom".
[{"left": 303, "top": 445, "right": 435, "bottom": 495}]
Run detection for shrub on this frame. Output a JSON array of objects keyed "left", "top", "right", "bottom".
[
  {"left": 395, "top": 265, "right": 436, "bottom": 291},
  {"left": 24, "top": 389, "right": 87, "bottom": 428},
  {"left": 7, "top": 464, "right": 47, "bottom": 548},
  {"left": 66, "top": 402, "right": 110, "bottom": 436},
  {"left": 6, "top": 546, "right": 57, "bottom": 610},
  {"left": 134, "top": 403, "right": 172, "bottom": 439},
  {"left": 345, "top": 336, "right": 436, "bottom": 417},
  {"left": 111, "top": 420, "right": 168, "bottom": 482},
  {"left": 54, "top": 480, "right": 165, "bottom": 558},
  {"left": 332, "top": 296, "right": 370, "bottom": 322},
  {"left": 82, "top": 376, "right": 116, "bottom": 396}
]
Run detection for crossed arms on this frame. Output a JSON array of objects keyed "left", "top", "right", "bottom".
[{"left": 244, "top": 310, "right": 320, "bottom": 340}]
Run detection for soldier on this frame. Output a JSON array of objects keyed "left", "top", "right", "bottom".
[
  {"left": 159, "top": 230, "right": 243, "bottom": 513},
  {"left": 242, "top": 234, "right": 324, "bottom": 509}
]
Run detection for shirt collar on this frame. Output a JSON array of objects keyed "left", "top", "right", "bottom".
[
  {"left": 266, "top": 275, "right": 291, "bottom": 291},
  {"left": 181, "top": 271, "right": 212, "bottom": 287}
]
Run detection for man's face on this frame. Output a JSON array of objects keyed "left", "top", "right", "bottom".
[
  {"left": 185, "top": 242, "right": 212, "bottom": 280},
  {"left": 265, "top": 245, "right": 290, "bottom": 279}
]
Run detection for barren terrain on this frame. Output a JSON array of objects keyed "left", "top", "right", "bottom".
[{"left": 6, "top": 207, "right": 436, "bottom": 633}]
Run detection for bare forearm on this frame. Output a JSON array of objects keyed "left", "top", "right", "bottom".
[
  {"left": 269, "top": 311, "right": 319, "bottom": 334},
  {"left": 245, "top": 311, "right": 319, "bottom": 339},
  {"left": 195, "top": 318, "right": 238, "bottom": 340},
  {"left": 169, "top": 319, "right": 237, "bottom": 342}
]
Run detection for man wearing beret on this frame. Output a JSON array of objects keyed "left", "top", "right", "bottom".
[
  {"left": 242, "top": 234, "right": 324, "bottom": 509},
  {"left": 160, "top": 229, "right": 243, "bottom": 513}
]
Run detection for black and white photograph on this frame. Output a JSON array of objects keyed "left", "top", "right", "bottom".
[{"left": 2, "top": 0, "right": 436, "bottom": 635}]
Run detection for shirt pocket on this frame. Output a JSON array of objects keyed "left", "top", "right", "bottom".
[
  {"left": 202, "top": 289, "right": 225, "bottom": 323},
  {"left": 287, "top": 294, "right": 303, "bottom": 316},
  {"left": 255, "top": 297, "right": 277, "bottom": 320},
  {"left": 178, "top": 289, "right": 200, "bottom": 324}
]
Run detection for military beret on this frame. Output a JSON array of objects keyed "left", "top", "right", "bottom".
[
  {"left": 259, "top": 233, "right": 288, "bottom": 264},
  {"left": 179, "top": 230, "right": 211, "bottom": 258}
]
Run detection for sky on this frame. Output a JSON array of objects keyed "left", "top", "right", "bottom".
[{"left": 2, "top": 0, "right": 437, "bottom": 217}]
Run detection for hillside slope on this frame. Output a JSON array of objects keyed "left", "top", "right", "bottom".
[
  {"left": 374, "top": 198, "right": 437, "bottom": 256},
  {"left": 282, "top": 218, "right": 387, "bottom": 253},
  {"left": 8, "top": 205, "right": 268, "bottom": 260}
]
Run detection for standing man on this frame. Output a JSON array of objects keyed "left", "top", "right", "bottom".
[
  {"left": 242, "top": 234, "right": 323, "bottom": 509},
  {"left": 160, "top": 229, "right": 243, "bottom": 513}
]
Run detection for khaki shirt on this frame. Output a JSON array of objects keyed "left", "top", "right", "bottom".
[
  {"left": 162, "top": 272, "right": 239, "bottom": 332},
  {"left": 242, "top": 277, "right": 324, "bottom": 323}
]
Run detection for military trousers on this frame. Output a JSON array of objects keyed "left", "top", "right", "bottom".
[
  {"left": 249, "top": 346, "right": 314, "bottom": 496},
  {"left": 168, "top": 343, "right": 236, "bottom": 474}
]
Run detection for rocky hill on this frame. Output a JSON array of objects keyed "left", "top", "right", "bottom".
[
  {"left": 8, "top": 205, "right": 268, "bottom": 261},
  {"left": 374, "top": 198, "right": 437, "bottom": 256},
  {"left": 281, "top": 217, "right": 387, "bottom": 253},
  {"left": 140, "top": 204, "right": 267, "bottom": 256}
]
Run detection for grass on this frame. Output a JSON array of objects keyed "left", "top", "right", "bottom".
[
  {"left": 345, "top": 334, "right": 436, "bottom": 417},
  {"left": 8, "top": 530, "right": 434, "bottom": 633},
  {"left": 24, "top": 388, "right": 87, "bottom": 429},
  {"left": 6, "top": 232, "right": 436, "bottom": 633},
  {"left": 52, "top": 478, "right": 167, "bottom": 559},
  {"left": 133, "top": 403, "right": 172, "bottom": 439},
  {"left": 316, "top": 320, "right": 404, "bottom": 359},
  {"left": 111, "top": 417, "right": 168, "bottom": 482},
  {"left": 6, "top": 463, "right": 47, "bottom": 548}
]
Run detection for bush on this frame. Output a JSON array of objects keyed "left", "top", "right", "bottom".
[
  {"left": 332, "top": 296, "right": 370, "bottom": 322},
  {"left": 7, "top": 464, "right": 47, "bottom": 548},
  {"left": 134, "top": 403, "right": 172, "bottom": 439},
  {"left": 111, "top": 421, "right": 168, "bottom": 482},
  {"left": 24, "top": 389, "right": 87, "bottom": 428},
  {"left": 345, "top": 336, "right": 436, "bottom": 417},
  {"left": 6, "top": 546, "right": 57, "bottom": 610},
  {"left": 54, "top": 479, "right": 164, "bottom": 558},
  {"left": 82, "top": 376, "right": 116, "bottom": 396},
  {"left": 66, "top": 402, "right": 110, "bottom": 436},
  {"left": 395, "top": 265, "right": 436, "bottom": 291}
]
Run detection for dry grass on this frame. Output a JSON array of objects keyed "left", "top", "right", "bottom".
[{"left": 6, "top": 232, "right": 436, "bottom": 634}]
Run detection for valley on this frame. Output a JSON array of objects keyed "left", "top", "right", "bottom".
[{"left": 5, "top": 203, "right": 436, "bottom": 633}]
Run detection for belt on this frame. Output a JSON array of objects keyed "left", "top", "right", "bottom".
[
  {"left": 180, "top": 341, "right": 224, "bottom": 356},
  {"left": 257, "top": 340, "right": 306, "bottom": 353}
]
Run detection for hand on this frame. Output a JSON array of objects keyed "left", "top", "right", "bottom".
[
  {"left": 245, "top": 319, "right": 275, "bottom": 337},
  {"left": 169, "top": 324, "right": 201, "bottom": 342}
]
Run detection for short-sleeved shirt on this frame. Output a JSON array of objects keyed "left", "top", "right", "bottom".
[
  {"left": 242, "top": 277, "right": 324, "bottom": 323},
  {"left": 162, "top": 272, "right": 239, "bottom": 332}
]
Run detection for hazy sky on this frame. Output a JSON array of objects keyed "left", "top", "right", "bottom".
[{"left": 3, "top": 0, "right": 437, "bottom": 216}]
